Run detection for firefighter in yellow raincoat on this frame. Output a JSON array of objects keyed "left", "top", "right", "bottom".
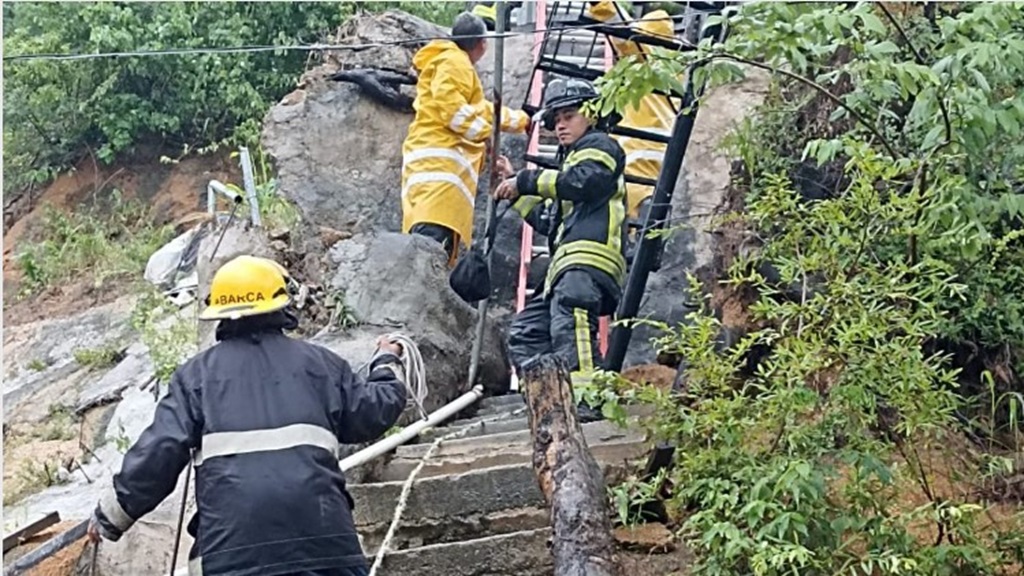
[
  {"left": 402, "top": 11, "right": 531, "bottom": 265},
  {"left": 587, "top": 2, "right": 679, "bottom": 225}
]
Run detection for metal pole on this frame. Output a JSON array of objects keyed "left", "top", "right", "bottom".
[
  {"left": 466, "top": 1, "right": 506, "bottom": 390},
  {"left": 603, "top": 65, "right": 703, "bottom": 373}
]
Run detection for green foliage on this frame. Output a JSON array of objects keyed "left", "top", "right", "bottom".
[
  {"left": 2, "top": 2, "right": 460, "bottom": 195},
  {"left": 13, "top": 191, "right": 175, "bottom": 296},
  {"left": 590, "top": 2, "right": 1024, "bottom": 573},
  {"left": 73, "top": 345, "right": 124, "bottom": 370},
  {"left": 130, "top": 287, "right": 196, "bottom": 388},
  {"left": 373, "top": 2, "right": 465, "bottom": 27}
]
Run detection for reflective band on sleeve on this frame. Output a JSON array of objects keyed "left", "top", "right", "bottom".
[
  {"left": 537, "top": 170, "right": 559, "bottom": 198},
  {"left": 512, "top": 196, "right": 542, "bottom": 218},
  {"left": 100, "top": 485, "right": 135, "bottom": 532},
  {"left": 193, "top": 423, "right": 340, "bottom": 467},
  {"left": 449, "top": 104, "right": 475, "bottom": 133},
  {"left": 188, "top": 556, "right": 203, "bottom": 576},
  {"left": 466, "top": 117, "right": 489, "bottom": 140},
  {"left": 372, "top": 361, "right": 407, "bottom": 385},
  {"left": 565, "top": 149, "right": 618, "bottom": 171}
]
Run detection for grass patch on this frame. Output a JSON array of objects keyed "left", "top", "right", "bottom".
[
  {"left": 73, "top": 345, "right": 124, "bottom": 370},
  {"left": 14, "top": 190, "right": 175, "bottom": 296}
]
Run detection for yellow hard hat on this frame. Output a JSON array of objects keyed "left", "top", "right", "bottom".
[
  {"left": 618, "top": 10, "right": 675, "bottom": 57},
  {"left": 199, "top": 255, "right": 291, "bottom": 321}
]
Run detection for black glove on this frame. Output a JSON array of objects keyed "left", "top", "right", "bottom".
[{"left": 90, "top": 505, "right": 125, "bottom": 542}]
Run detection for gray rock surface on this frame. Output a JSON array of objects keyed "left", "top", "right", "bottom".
[
  {"left": 2, "top": 296, "right": 138, "bottom": 424},
  {"left": 316, "top": 232, "right": 511, "bottom": 404},
  {"left": 76, "top": 341, "right": 155, "bottom": 413}
]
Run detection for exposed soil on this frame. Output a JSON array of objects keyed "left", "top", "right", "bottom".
[
  {"left": 3, "top": 406, "right": 114, "bottom": 507},
  {"left": 3, "top": 147, "right": 241, "bottom": 327},
  {"left": 615, "top": 522, "right": 693, "bottom": 576},
  {"left": 621, "top": 364, "right": 678, "bottom": 391},
  {"left": 2, "top": 520, "right": 90, "bottom": 576}
]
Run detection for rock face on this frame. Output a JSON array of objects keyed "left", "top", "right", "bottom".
[
  {"left": 316, "top": 232, "right": 511, "bottom": 407},
  {"left": 621, "top": 68, "right": 771, "bottom": 366},
  {"left": 2, "top": 296, "right": 140, "bottom": 424},
  {"left": 262, "top": 10, "right": 536, "bottom": 306}
]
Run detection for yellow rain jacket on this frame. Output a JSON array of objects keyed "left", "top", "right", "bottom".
[
  {"left": 588, "top": 3, "right": 679, "bottom": 219},
  {"left": 401, "top": 40, "right": 530, "bottom": 251}
]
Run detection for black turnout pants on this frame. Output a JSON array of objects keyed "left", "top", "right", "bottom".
[
  {"left": 409, "top": 222, "right": 458, "bottom": 263},
  {"left": 507, "top": 268, "right": 617, "bottom": 388}
]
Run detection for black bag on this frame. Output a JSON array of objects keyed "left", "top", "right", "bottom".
[{"left": 449, "top": 201, "right": 509, "bottom": 304}]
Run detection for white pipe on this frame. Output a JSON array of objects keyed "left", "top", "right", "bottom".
[
  {"left": 339, "top": 385, "right": 484, "bottom": 471},
  {"left": 206, "top": 180, "right": 243, "bottom": 216}
]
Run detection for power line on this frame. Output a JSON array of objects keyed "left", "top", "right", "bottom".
[{"left": 2, "top": 14, "right": 707, "bottom": 63}]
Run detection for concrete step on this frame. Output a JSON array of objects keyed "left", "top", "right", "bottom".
[
  {"left": 376, "top": 527, "right": 553, "bottom": 576},
  {"left": 363, "top": 505, "right": 549, "bottom": 558},
  {"left": 472, "top": 395, "right": 526, "bottom": 418},
  {"left": 478, "top": 393, "right": 527, "bottom": 411},
  {"left": 351, "top": 457, "right": 641, "bottom": 539},
  {"left": 414, "top": 413, "right": 530, "bottom": 444},
  {"left": 379, "top": 420, "right": 646, "bottom": 482}
]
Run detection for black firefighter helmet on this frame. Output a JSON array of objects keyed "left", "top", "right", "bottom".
[{"left": 536, "top": 77, "right": 620, "bottom": 131}]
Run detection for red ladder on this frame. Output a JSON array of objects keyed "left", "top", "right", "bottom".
[{"left": 513, "top": 2, "right": 613, "bottom": 389}]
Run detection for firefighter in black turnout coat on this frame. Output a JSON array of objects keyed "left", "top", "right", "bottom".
[
  {"left": 87, "top": 255, "right": 409, "bottom": 576},
  {"left": 493, "top": 78, "right": 627, "bottom": 422}
]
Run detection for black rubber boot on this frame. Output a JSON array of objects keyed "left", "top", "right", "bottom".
[{"left": 576, "top": 402, "right": 605, "bottom": 423}]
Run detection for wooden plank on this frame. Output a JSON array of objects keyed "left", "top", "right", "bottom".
[
  {"left": 2, "top": 512, "right": 60, "bottom": 553},
  {"left": 3, "top": 519, "right": 88, "bottom": 576}
]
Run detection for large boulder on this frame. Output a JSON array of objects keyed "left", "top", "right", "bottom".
[
  {"left": 261, "top": 10, "right": 536, "bottom": 307},
  {"left": 314, "top": 232, "right": 511, "bottom": 409}
]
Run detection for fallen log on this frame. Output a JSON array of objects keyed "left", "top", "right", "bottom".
[{"left": 521, "top": 355, "right": 620, "bottom": 576}]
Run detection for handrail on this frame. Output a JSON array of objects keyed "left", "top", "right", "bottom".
[{"left": 205, "top": 147, "right": 262, "bottom": 227}]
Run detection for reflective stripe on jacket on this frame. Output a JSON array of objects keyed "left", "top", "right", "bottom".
[
  {"left": 95, "top": 329, "right": 408, "bottom": 576},
  {"left": 401, "top": 40, "right": 530, "bottom": 248},
  {"left": 514, "top": 129, "right": 628, "bottom": 293}
]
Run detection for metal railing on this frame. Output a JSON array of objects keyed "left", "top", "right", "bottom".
[{"left": 206, "top": 146, "right": 262, "bottom": 227}]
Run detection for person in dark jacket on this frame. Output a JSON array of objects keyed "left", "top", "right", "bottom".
[
  {"left": 87, "top": 255, "right": 409, "bottom": 576},
  {"left": 493, "top": 78, "right": 627, "bottom": 423}
]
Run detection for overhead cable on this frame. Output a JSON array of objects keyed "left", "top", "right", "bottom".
[{"left": 2, "top": 14, "right": 710, "bottom": 63}]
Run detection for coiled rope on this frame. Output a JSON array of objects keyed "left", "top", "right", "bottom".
[
  {"left": 367, "top": 405, "right": 528, "bottom": 576},
  {"left": 357, "top": 332, "right": 429, "bottom": 420}
]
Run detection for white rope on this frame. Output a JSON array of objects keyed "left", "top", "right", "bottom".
[
  {"left": 367, "top": 404, "right": 528, "bottom": 576},
  {"left": 357, "top": 333, "right": 429, "bottom": 420}
]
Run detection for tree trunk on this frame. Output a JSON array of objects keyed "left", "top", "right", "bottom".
[{"left": 520, "top": 355, "right": 620, "bottom": 576}]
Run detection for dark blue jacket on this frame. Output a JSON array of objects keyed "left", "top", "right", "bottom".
[{"left": 93, "top": 312, "right": 407, "bottom": 576}]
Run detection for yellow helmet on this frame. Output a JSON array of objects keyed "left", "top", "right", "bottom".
[
  {"left": 199, "top": 255, "right": 291, "bottom": 321},
  {"left": 618, "top": 10, "right": 675, "bottom": 57}
]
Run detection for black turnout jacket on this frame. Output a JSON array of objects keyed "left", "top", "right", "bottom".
[{"left": 93, "top": 311, "right": 408, "bottom": 576}]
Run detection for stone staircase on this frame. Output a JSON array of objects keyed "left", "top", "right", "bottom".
[{"left": 346, "top": 393, "right": 686, "bottom": 576}]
